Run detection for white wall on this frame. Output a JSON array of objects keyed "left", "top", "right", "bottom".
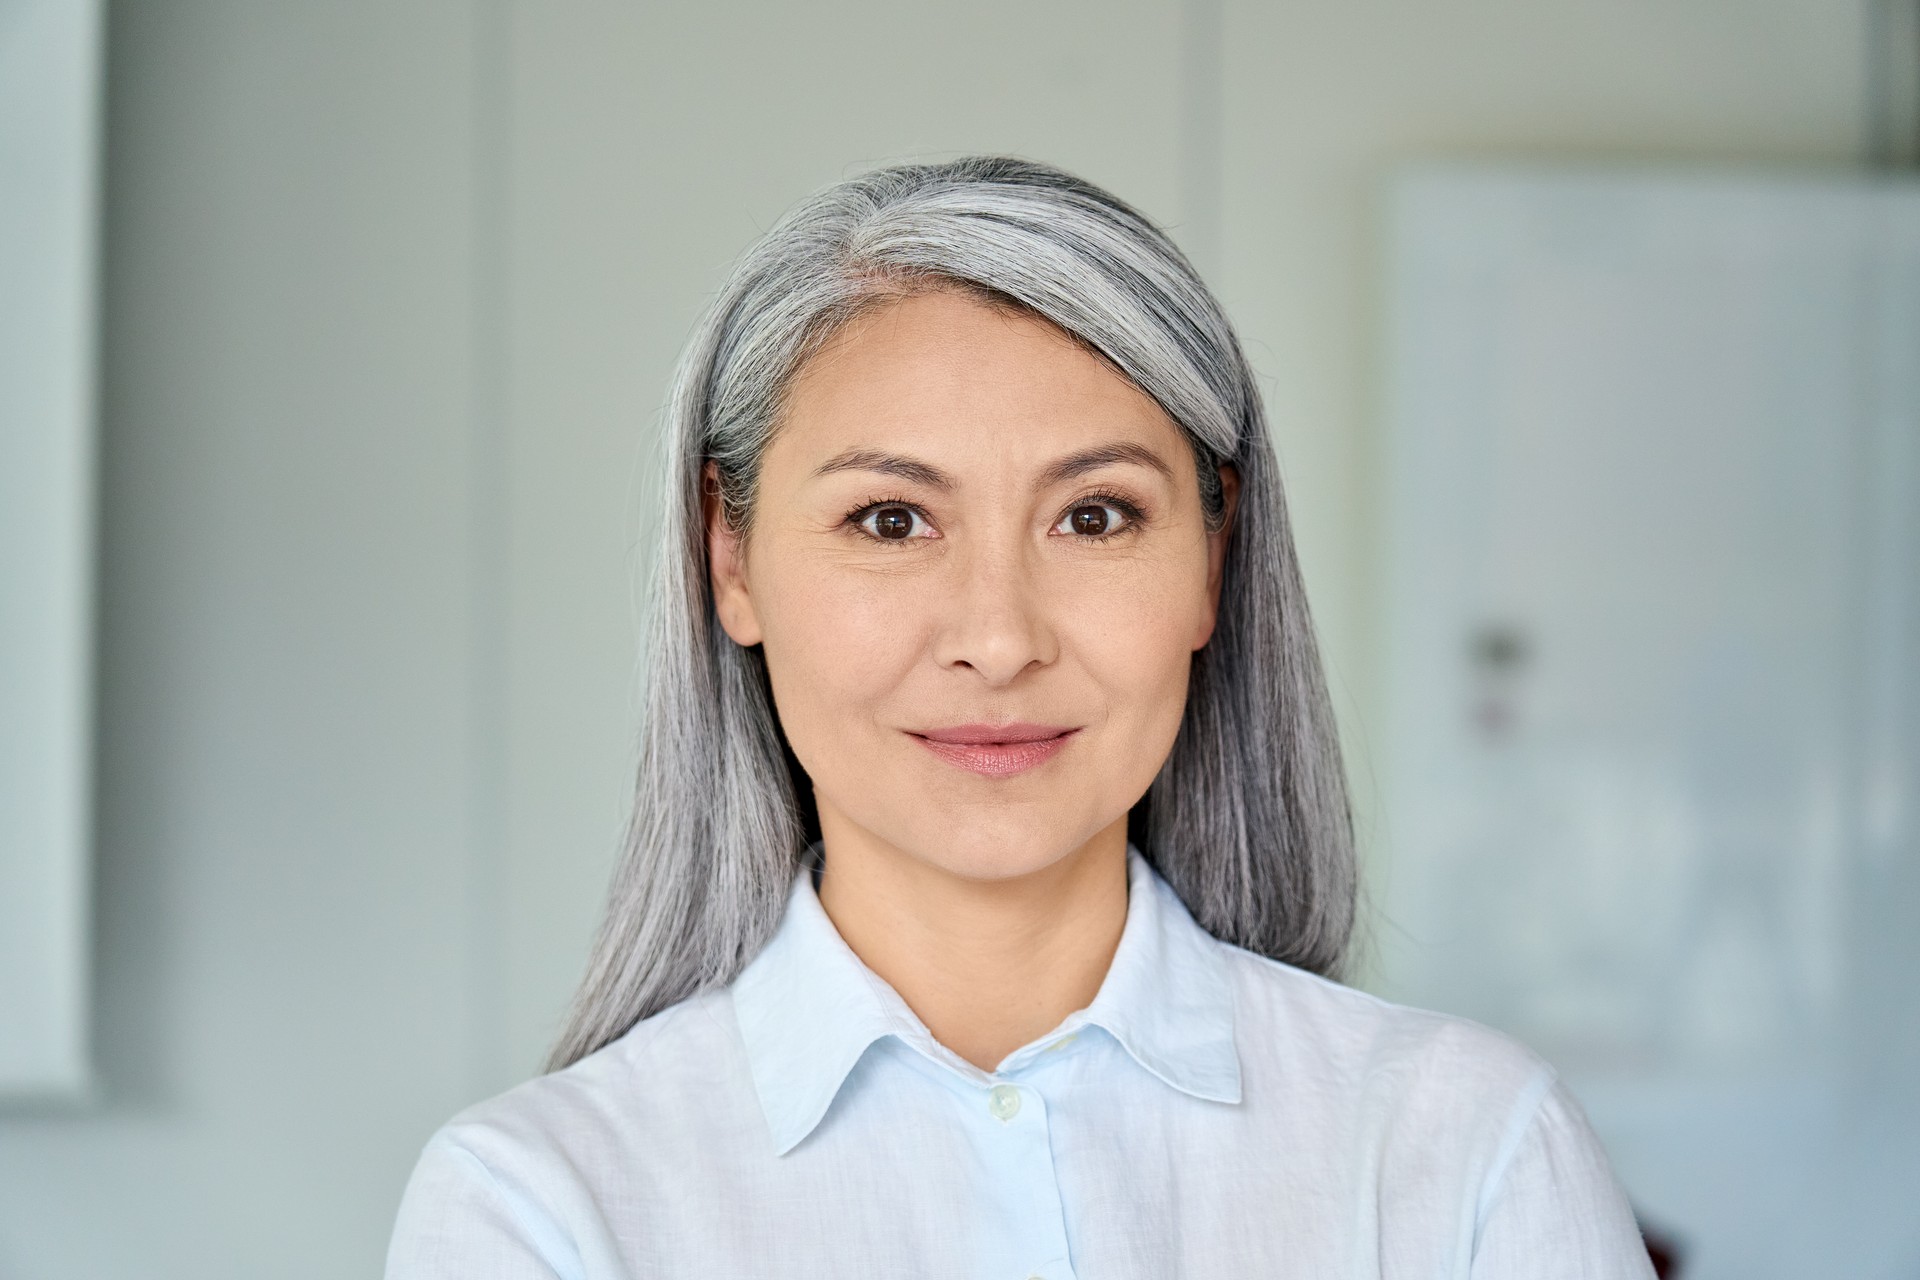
[
  {"left": 0, "top": 3, "right": 1875, "bottom": 1276},
  {"left": 0, "top": 5, "right": 484, "bottom": 1276},
  {"left": 0, "top": 0, "right": 102, "bottom": 1103},
  {"left": 1215, "top": 0, "right": 1868, "bottom": 871}
]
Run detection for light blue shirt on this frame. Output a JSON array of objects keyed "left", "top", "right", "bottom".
[{"left": 388, "top": 847, "right": 1654, "bottom": 1278}]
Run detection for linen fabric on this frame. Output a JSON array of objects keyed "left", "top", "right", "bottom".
[{"left": 387, "top": 846, "right": 1655, "bottom": 1279}]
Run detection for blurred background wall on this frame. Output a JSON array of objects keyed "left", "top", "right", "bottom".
[{"left": 0, "top": 2, "right": 1902, "bottom": 1277}]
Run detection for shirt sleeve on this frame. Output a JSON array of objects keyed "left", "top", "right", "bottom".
[
  {"left": 384, "top": 1130, "right": 581, "bottom": 1280},
  {"left": 1468, "top": 1078, "right": 1658, "bottom": 1280}
]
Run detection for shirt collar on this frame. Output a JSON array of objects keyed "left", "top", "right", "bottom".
[{"left": 729, "top": 844, "right": 1242, "bottom": 1155}]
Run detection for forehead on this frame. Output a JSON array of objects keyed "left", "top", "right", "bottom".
[{"left": 772, "top": 288, "right": 1185, "bottom": 470}]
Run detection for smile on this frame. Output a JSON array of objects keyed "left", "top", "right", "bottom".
[{"left": 909, "top": 724, "right": 1080, "bottom": 778}]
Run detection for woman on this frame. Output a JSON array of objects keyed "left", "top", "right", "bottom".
[{"left": 388, "top": 157, "right": 1653, "bottom": 1278}]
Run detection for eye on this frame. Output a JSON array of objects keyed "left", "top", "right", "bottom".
[
  {"left": 1053, "top": 502, "right": 1133, "bottom": 538},
  {"left": 856, "top": 503, "right": 935, "bottom": 541}
]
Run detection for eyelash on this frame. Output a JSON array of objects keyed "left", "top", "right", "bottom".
[
  {"left": 842, "top": 491, "right": 1149, "bottom": 544},
  {"left": 1058, "top": 490, "right": 1148, "bottom": 540},
  {"left": 844, "top": 495, "right": 934, "bottom": 543}
]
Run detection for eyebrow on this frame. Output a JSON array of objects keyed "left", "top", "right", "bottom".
[
  {"left": 1036, "top": 442, "right": 1175, "bottom": 488},
  {"left": 811, "top": 441, "right": 1175, "bottom": 491},
  {"left": 811, "top": 448, "right": 954, "bottom": 489}
]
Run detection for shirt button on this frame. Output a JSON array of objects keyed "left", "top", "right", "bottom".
[{"left": 988, "top": 1084, "right": 1022, "bottom": 1121}]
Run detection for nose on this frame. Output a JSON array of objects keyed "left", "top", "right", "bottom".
[{"left": 930, "top": 541, "right": 1058, "bottom": 686}]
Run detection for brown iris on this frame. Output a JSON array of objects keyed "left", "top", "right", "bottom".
[
  {"left": 1068, "top": 505, "right": 1111, "bottom": 535},
  {"left": 872, "top": 506, "right": 915, "bottom": 539}
]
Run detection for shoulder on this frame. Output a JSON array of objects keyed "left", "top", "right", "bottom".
[
  {"left": 431, "top": 987, "right": 743, "bottom": 1173},
  {"left": 1211, "top": 942, "right": 1651, "bottom": 1269},
  {"left": 1220, "top": 940, "right": 1550, "bottom": 1086},
  {"left": 392, "top": 989, "right": 745, "bottom": 1227},
  {"left": 387, "top": 989, "right": 753, "bottom": 1276},
  {"left": 1215, "top": 941, "right": 1560, "bottom": 1160}
]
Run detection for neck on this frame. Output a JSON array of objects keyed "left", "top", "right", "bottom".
[{"left": 813, "top": 811, "right": 1130, "bottom": 1072}]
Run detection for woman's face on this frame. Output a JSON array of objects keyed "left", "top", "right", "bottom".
[{"left": 709, "top": 288, "right": 1236, "bottom": 882}]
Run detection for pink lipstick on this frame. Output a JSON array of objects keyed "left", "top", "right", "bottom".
[{"left": 911, "top": 723, "right": 1078, "bottom": 778}]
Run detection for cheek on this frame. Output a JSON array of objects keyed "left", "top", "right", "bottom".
[
  {"left": 1054, "top": 556, "right": 1209, "bottom": 728},
  {"left": 748, "top": 554, "right": 931, "bottom": 748}
]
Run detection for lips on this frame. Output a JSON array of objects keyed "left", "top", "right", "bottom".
[{"left": 909, "top": 723, "right": 1079, "bottom": 778}]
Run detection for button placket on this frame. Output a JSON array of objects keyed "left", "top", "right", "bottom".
[{"left": 971, "top": 1078, "right": 1078, "bottom": 1280}]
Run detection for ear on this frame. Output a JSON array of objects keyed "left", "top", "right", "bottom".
[
  {"left": 1193, "top": 462, "right": 1241, "bottom": 650},
  {"left": 704, "top": 461, "right": 764, "bottom": 646}
]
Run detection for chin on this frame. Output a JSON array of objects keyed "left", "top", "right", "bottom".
[{"left": 891, "top": 807, "right": 1107, "bottom": 883}]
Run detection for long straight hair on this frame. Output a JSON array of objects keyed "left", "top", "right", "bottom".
[{"left": 549, "top": 157, "right": 1353, "bottom": 1071}]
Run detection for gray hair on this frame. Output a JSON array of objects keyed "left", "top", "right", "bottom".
[{"left": 549, "top": 157, "right": 1353, "bottom": 1071}]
